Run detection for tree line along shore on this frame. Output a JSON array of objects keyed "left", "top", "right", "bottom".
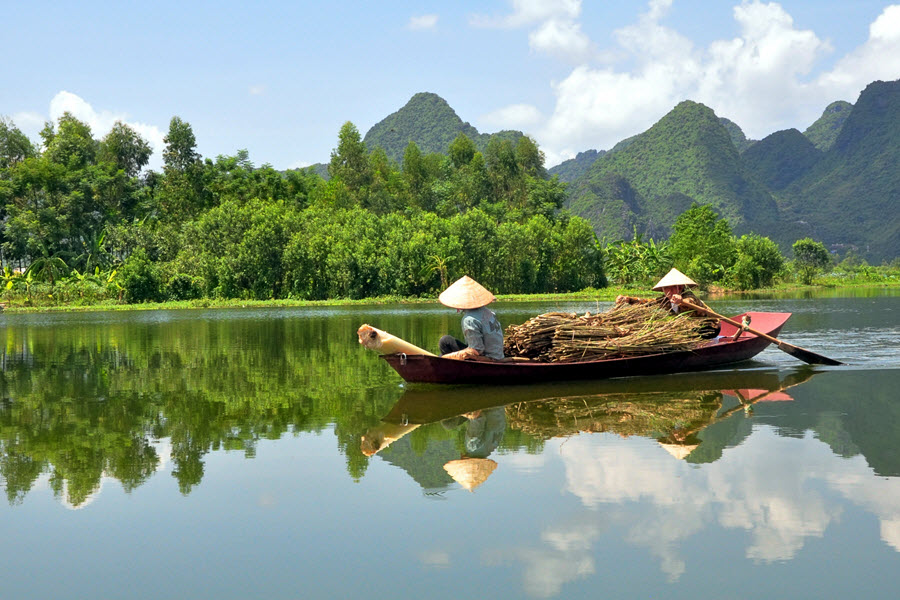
[{"left": 1, "top": 113, "right": 897, "bottom": 311}]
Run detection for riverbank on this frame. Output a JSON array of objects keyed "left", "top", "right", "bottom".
[{"left": 2, "top": 280, "right": 898, "bottom": 313}]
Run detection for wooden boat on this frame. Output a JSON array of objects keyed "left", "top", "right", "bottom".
[{"left": 380, "top": 311, "right": 791, "bottom": 384}]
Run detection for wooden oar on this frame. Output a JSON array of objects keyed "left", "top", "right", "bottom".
[{"left": 684, "top": 303, "right": 843, "bottom": 366}]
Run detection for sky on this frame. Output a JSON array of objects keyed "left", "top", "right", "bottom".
[{"left": 4, "top": 0, "right": 900, "bottom": 171}]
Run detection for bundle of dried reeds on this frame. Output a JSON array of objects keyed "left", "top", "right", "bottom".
[{"left": 504, "top": 302, "right": 712, "bottom": 363}]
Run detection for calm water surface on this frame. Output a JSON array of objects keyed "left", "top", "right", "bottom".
[{"left": 1, "top": 290, "right": 899, "bottom": 599}]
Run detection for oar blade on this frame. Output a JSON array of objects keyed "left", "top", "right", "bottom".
[{"left": 777, "top": 342, "right": 843, "bottom": 366}]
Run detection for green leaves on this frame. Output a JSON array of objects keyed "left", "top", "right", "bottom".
[{"left": 792, "top": 238, "right": 831, "bottom": 285}]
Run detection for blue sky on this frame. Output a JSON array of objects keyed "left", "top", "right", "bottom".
[{"left": 4, "top": 1, "right": 900, "bottom": 171}]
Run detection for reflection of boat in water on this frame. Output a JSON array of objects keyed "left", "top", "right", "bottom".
[
  {"left": 382, "top": 312, "right": 791, "bottom": 384},
  {"left": 365, "top": 368, "right": 818, "bottom": 490},
  {"left": 382, "top": 368, "right": 813, "bottom": 426}
]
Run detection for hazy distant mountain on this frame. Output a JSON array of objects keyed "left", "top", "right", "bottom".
[
  {"left": 363, "top": 92, "right": 523, "bottom": 163},
  {"left": 566, "top": 100, "right": 777, "bottom": 241},
  {"left": 548, "top": 149, "right": 605, "bottom": 183},
  {"left": 719, "top": 117, "right": 756, "bottom": 153},
  {"left": 803, "top": 100, "right": 853, "bottom": 152}
]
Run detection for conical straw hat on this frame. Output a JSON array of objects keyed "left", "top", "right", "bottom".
[
  {"left": 652, "top": 268, "right": 698, "bottom": 291},
  {"left": 659, "top": 442, "right": 699, "bottom": 460},
  {"left": 443, "top": 458, "right": 498, "bottom": 491},
  {"left": 439, "top": 276, "right": 496, "bottom": 309}
]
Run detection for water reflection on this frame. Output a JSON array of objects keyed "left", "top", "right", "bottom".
[{"left": 364, "top": 369, "right": 817, "bottom": 495}]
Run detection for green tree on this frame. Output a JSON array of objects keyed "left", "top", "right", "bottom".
[
  {"left": 668, "top": 203, "right": 737, "bottom": 285},
  {"left": 448, "top": 133, "right": 476, "bottom": 169},
  {"left": 731, "top": 233, "right": 785, "bottom": 289},
  {"left": 159, "top": 116, "right": 205, "bottom": 218},
  {"left": 792, "top": 238, "right": 830, "bottom": 285},
  {"left": 0, "top": 117, "right": 36, "bottom": 170},
  {"left": 162, "top": 116, "right": 200, "bottom": 173},
  {"left": 99, "top": 121, "right": 152, "bottom": 177},
  {"left": 515, "top": 136, "right": 547, "bottom": 178},
  {"left": 120, "top": 247, "right": 163, "bottom": 302},
  {"left": 42, "top": 112, "right": 97, "bottom": 169},
  {"left": 328, "top": 121, "right": 371, "bottom": 198}
]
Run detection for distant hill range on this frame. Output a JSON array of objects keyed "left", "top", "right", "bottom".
[
  {"left": 363, "top": 92, "right": 524, "bottom": 163},
  {"left": 315, "top": 82, "right": 897, "bottom": 260},
  {"left": 559, "top": 79, "right": 899, "bottom": 261},
  {"left": 308, "top": 92, "right": 524, "bottom": 177}
]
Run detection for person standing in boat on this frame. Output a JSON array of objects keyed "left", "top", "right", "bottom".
[
  {"left": 616, "top": 268, "right": 720, "bottom": 338},
  {"left": 438, "top": 275, "right": 504, "bottom": 361}
]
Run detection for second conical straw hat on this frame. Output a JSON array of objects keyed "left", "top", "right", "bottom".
[
  {"left": 439, "top": 275, "right": 496, "bottom": 309},
  {"left": 443, "top": 458, "right": 498, "bottom": 491},
  {"left": 652, "top": 268, "right": 698, "bottom": 291}
]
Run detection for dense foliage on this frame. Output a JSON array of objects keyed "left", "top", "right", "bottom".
[{"left": 0, "top": 113, "right": 604, "bottom": 304}]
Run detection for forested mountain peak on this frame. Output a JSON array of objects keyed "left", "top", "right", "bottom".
[
  {"left": 781, "top": 78, "right": 900, "bottom": 260},
  {"left": 547, "top": 149, "right": 605, "bottom": 183},
  {"left": 719, "top": 117, "right": 756, "bottom": 153},
  {"left": 742, "top": 128, "right": 822, "bottom": 191},
  {"left": 803, "top": 100, "right": 853, "bottom": 151},
  {"left": 363, "top": 92, "right": 523, "bottom": 163},
  {"left": 565, "top": 100, "right": 776, "bottom": 242},
  {"left": 830, "top": 80, "right": 900, "bottom": 156}
]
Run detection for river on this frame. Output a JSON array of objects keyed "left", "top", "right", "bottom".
[{"left": 1, "top": 289, "right": 898, "bottom": 599}]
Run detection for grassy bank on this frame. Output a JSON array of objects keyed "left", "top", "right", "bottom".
[{"left": 2, "top": 280, "right": 898, "bottom": 314}]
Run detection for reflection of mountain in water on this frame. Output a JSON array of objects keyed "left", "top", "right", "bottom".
[
  {"left": 750, "top": 370, "right": 896, "bottom": 476},
  {"left": 378, "top": 434, "right": 457, "bottom": 493}
]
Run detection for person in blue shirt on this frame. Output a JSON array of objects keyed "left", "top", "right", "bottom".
[{"left": 438, "top": 275, "right": 504, "bottom": 361}]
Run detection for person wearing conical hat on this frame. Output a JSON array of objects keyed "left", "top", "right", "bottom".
[
  {"left": 438, "top": 275, "right": 504, "bottom": 360},
  {"left": 616, "top": 268, "right": 720, "bottom": 338}
]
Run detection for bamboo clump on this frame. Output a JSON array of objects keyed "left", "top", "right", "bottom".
[{"left": 503, "top": 302, "right": 712, "bottom": 363}]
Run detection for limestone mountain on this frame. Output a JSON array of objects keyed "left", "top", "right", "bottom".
[
  {"left": 742, "top": 129, "right": 823, "bottom": 191},
  {"left": 782, "top": 80, "right": 900, "bottom": 259},
  {"left": 719, "top": 117, "right": 756, "bottom": 153},
  {"left": 566, "top": 100, "right": 778, "bottom": 241},
  {"left": 548, "top": 149, "right": 605, "bottom": 183},
  {"left": 363, "top": 92, "right": 523, "bottom": 163},
  {"left": 803, "top": 100, "right": 853, "bottom": 151}
]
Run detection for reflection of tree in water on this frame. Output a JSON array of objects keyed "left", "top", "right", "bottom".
[
  {"left": 507, "top": 390, "right": 725, "bottom": 446},
  {"left": 0, "top": 317, "right": 404, "bottom": 506}
]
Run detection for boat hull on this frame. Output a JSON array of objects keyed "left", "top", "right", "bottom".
[{"left": 381, "top": 312, "right": 791, "bottom": 384}]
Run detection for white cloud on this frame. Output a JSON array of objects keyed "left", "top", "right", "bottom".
[
  {"left": 529, "top": 18, "right": 592, "bottom": 61},
  {"left": 470, "top": 0, "right": 581, "bottom": 29},
  {"left": 419, "top": 548, "right": 451, "bottom": 567},
  {"left": 483, "top": 520, "right": 599, "bottom": 598},
  {"left": 481, "top": 1, "right": 900, "bottom": 167},
  {"left": 248, "top": 84, "right": 266, "bottom": 96},
  {"left": 408, "top": 14, "right": 438, "bottom": 30},
  {"left": 548, "top": 427, "right": 893, "bottom": 578},
  {"left": 816, "top": 5, "right": 900, "bottom": 96},
  {"left": 45, "top": 90, "right": 166, "bottom": 170},
  {"left": 10, "top": 110, "right": 45, "bottom": 134},
  {"left": 471, "top": 0, "right": 589, "bottom": 62},
  {"left": 480, "top": 103, "right": 544, "bottom": 131}
]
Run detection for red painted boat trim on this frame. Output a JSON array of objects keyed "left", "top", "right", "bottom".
[{"left": 381, "top": 312, "right": 791, "bottom": 384}]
